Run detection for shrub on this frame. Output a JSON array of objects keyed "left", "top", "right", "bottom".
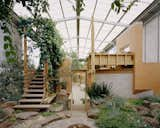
[
  {"left": 86, "top": 82, "right": 111, "bottom": 100},
  {"left": 96, "top": 97, "right": 151, "bottom": 128},
  {"left": 127, "top": 98, "right": 144, "bottom": 106},
  {"left": 0, "top": 61, "right": 23, "bottom": 101},
  {"left": 0, "top": 108, "right": 6, "bottom": 119},
  {"left": 142, "top": 96, "right": 160, "bottom": 103},
  {"left": 41, "top": 111, "right": 55, "bottom": 117}
]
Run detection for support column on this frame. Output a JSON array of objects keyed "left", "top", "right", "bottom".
[
  {"left": 24, "top": 31, "right": 28, "bottom": 93},
  {"left": 90, "top": 15, "right": 95, "bottom": 87},
  {"left": 44, "top": 60, "right": 49, "bottom": 98}
]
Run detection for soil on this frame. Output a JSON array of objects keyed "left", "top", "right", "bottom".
[{"left": 68, "top": 124, "right": 90, "bottom": 128}]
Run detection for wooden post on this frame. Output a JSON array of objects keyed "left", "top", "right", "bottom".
[
  {"left": 90, "top": 15, "right": 95, "bottom": 87},
  {"left": 24, "top": 30, "right": 28, "bottom": 93},
  {"left": 44, "top": 61, "right": 49, "bottom": 98}
]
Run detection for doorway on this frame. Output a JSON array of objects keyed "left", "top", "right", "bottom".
[{"left": 71, "top": 70, "right": 87, "bottom": 111}]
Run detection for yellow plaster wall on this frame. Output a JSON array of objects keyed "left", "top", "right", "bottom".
[
  {"left": 116, "top": 22, "right": 160, "bottom": 95},
  {"left": 59, "top": 58, "right": 72, "bottom": 93}
]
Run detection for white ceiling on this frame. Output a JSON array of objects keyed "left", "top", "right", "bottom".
[{"left": 14, "top": 0, "right": 154, "bottom": 59}]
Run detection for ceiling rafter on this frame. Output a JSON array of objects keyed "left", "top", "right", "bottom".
[
  {"left": 59, "top": 0, "right": 73, "bottom": 51},
  {"left": 96, "top": 13, "right": 127, "bottom": 50},
  {"left": 54, "top": 16, "right": 128, "bottom": 27},
  {"left": 94, "top": 8, "right": 112, "bottom": 41},
  {"left": 96, "top": 0, "right": 137, "bottom": 50},
  {"left": 83, "top": 0, "right": 98, "bottom": 54},
  {"left": 63, "top": 36, "right": 104, "bottom": 42}
]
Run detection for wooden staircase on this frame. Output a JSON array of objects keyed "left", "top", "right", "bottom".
[{"left": 14, "top": 71, "right": 50, "bottom": 110}]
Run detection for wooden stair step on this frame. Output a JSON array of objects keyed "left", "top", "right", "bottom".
[
  {"left": 26, "top": 89, "right": 44, "bottom": 93},
  {"left": 32, "top": 79, "right": 44, "bottom": 81},
  {"left": 14, "top": 104, "right": 50, "bottom": 109},
  {"left": 35, "top": 75, "right": 44, "bottom": 78},
  {"left": 29, "top": 85, "right": 43, "bottom": 88},
  {"left": 19, "top": 99, "right": 42, "bottom": 103},
  {"left": 22, "top": 94, "right": 43, "bottom": 98},
  {"left": 30, "top": 83, "right": 44, "bottom": 85},
  {"left": 30, "top": 81, "right": 44, "bottom": 84}
]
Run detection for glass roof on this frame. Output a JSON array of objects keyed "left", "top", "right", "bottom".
[{"left": 14, "top": 0, "right": 154, "bottom": 59}]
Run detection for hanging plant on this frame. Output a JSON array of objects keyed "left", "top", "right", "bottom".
[{"left": 111, "top": 0, "right": 138, "bottom": 14}]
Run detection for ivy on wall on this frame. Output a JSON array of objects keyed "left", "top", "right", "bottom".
[
  {"left": 18, "top": 17, "right": 64, "bottom": 77},
  {"left": 0, "top": 0, "right": 49, "bottom": 63}
]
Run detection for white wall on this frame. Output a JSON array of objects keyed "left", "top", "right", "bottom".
[{"left": 95, "top": 73, "right": 153, "bottom": 98}]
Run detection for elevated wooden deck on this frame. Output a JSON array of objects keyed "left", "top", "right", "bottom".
[{"left": 87, "top": 53, "right": 134, "bottom": 69}]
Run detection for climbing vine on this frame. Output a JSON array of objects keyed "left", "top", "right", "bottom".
[
  {"left": 0, "top": 0, "right": 49, "bottom": 63},
  {"left": 18, "top": 17, "right": 64, "bottom": 77}
]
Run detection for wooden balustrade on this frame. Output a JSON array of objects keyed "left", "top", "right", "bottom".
[{"left": 87, "top": 53, "right": 134, "bottom": 68}]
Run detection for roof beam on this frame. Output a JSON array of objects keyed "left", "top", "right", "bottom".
[
  {"left": 96, "top": 0, "right": 137, "bottom": 50},
  {"left": 59, "top": 0, "right": 73, "bottom": 51},
  {"left": 63, "top": 36, "right": 103, "bottom": 42},
  {"left": 54, "top": 16, "right": 128, "bottom": 27},
  {"left": 83, "top": 0, "right": 98, "bottom": 54},
  {"left": 94, "top": 8, "right": 112, "bottom": 42}
]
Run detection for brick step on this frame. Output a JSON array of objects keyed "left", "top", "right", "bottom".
[
  {"left": 19, "top": 99, "right": 42, "bottom": 103},
  {"left": 22, "top": 94, "right": 43, "bottom": 98},
  {"left": 14, "top": 104, "right": 50, "bottom": 109}
]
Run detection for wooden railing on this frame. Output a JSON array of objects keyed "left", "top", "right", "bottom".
[
  {"left": 87, "top": 53, "right": 134, "bottom": 68},
  {"left": 43, "top": 61, "right": 49, "bottom": 98}
]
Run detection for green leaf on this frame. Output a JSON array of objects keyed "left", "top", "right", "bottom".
[
  {"left": 5, "top": 51, "right": 11, "bottom": 57},
  {"left": 111, "top": 3, "right": 114, "bottom": 9},
  {"left": 4, "top": 35, "right": 12, "bottom": 43},
  {"left": 4, "top": 43, "right": 9, "bottom": 49},
  {"left": 115, "top": 0, "right": 121, "bottom": 7}
]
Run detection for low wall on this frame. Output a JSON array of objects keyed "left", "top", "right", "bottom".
[{"left": 95, "top": 72, "right": 153, "bottom": 98}]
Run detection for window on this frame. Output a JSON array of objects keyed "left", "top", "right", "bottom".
[
  {"left": 108, "top": 47, "right": 116, "bottom": 54},
  {"left": 143, "top": 14, "right": 160, "bottom": 63},
  {"left": 120, "top": 45, "right": 130, "bottom": 53}
]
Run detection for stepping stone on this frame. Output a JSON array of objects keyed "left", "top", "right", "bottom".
[
  {"left": 48, "top": 103, "right": 64, "bottom": 112},
  {"left": 15, "top": 111, "right": 38, "bottom": 120},
  {"left": 40, "top": 115, "right": 62, "bottom": 126},
  {"left": 87, "top": 108, "right": 100, "bottom": 119}
]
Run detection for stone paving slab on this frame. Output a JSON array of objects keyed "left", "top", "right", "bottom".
[
  {"left": 10, "top": 111, "right": 97, "bottom": 128},
  {"left": 44, "top": 111, "right": 97, "bottom": 128}
]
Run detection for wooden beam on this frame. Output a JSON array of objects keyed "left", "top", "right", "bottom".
[
  {"left": 23, "top": 29, "right": 28, "bottom": 94},
  {"left": 90, "top": 16, "right": 95, "bottom": 87},
  {"left": 44, "top": 61, "right": 49, "bottom": 98}
]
